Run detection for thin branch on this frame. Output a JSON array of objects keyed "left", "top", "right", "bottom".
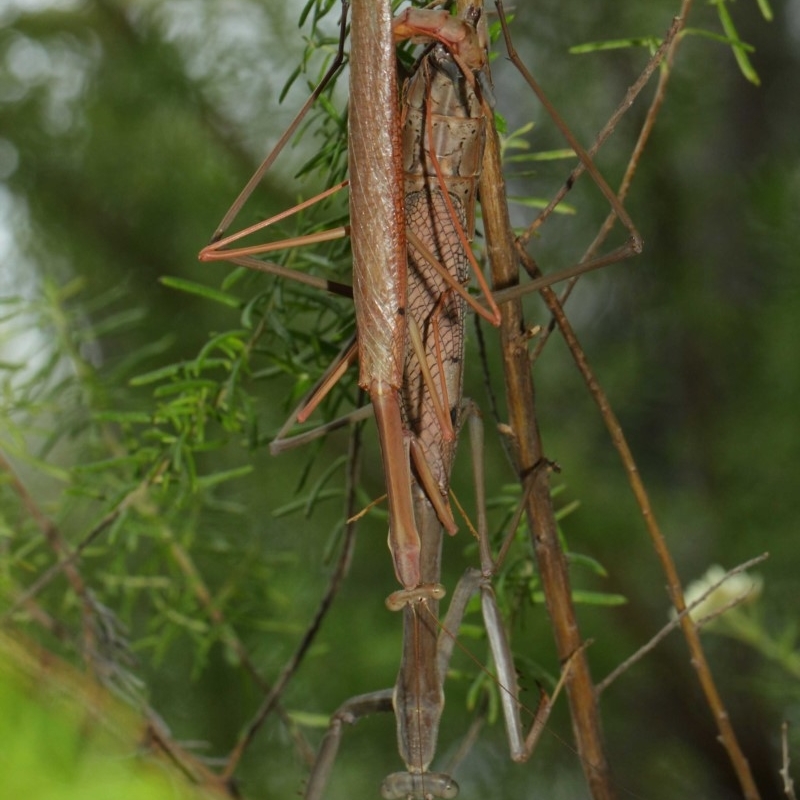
[
  {"left": 596, "top": 554, "right": 769, "bottom": 694},
  {"left": 517, "top": 242, "right": 761, "bottom": 800},
  {"left": 480, "top": 77, "right": 617, "bottom": 800},
  {"left": 518, "top": 16, "right": 681, "bottom": 248},
  {"left": 221, "top": 411, "right": 365, "bottom": 780},
  {"left": 530, "top": 13, "right": 686, "bottom": 363}
]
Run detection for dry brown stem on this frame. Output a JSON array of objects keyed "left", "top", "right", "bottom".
[{"left": 480, "top": 106, "right": 616, "bottom": 800}]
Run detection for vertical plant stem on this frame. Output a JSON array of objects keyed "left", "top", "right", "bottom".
[
  {"left": 508, "top": 0, "right": 761, "bottom": 793},
  {"left": 518, "top": 245, "right": 761, "bottom": 800},
  {"left": 480, "top": 114, "right": 616, "bottom": 800}
]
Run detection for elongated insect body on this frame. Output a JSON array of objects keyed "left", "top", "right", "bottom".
[
  {"left": 349, "top": 0, "right": 424, "bottom": 591},
  {"left": 401, "top": 39, "right": 487, "bottom": 505},
  {"left": 385, "top": 8, "right": 491, "bottom": 797}
]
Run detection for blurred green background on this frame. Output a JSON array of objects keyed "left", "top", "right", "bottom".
[{"left": 1, "top": 0, "right": 798, "bottom": 798}]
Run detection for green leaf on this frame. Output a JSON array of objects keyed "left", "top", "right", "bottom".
[
  {"left": 507, "top": 196, "right": 577, "bottom": 215},
  {"left": 709, "top": 0, "right": 761, "bottom": 85},
  {"left": 493, "top": 111, "right": 508, "bottom": 135},
  {"left": 754, "top": 0, "right": 774, "bottom": 21},
  {"left": 195, "top": 331, "right": 248, "bottom": 368},
  {"left": 159, "top": 276, "right": 242, "bottom": 308},
  {"left": 93, "top": 411, "right": 152, "bottom": 424},
  {"left": 129, "top": 362, "right": 186, "bottom": 386},
  {"left": 73, "top": 455, "right": 146, "bottom": 474},
  {"left": 571, "top": 590, "right": 628, "bottom": 606},
  {"left": 152, "top": 379, "right": 219, "bottom": 398},
  {"left": 287, "top": 710, "right": 334, "bottom": 728},
  {"left": 554, "top": 499, "right": 580, "bottom": 522},
  {"left": 195, "top": 465, "right": 254, "bottom": 490},
  {"left": 532, "top": 590, "right": 627, "bottom": 606},
  {"left": 273, "top": 488, "right": 342, "bottom": 517},
  {"left": 88, "top": 308, "right": 147, "bottom": 338},
  {"left": 568, "top": 551, "right": 610, "bottom": 578},
  {"left": 569, "top": 36, "right": 660, "bottom": 55},
  {"left": 505, "top": 148, "right": 577, "bottom": 163}
]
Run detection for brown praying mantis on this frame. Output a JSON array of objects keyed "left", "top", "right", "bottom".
[
  {"left": 305, "top": 4, "right": 570, "bottom": 798},
  {"left": 198, "top": 0, "right": 665, "bottom": 796}
]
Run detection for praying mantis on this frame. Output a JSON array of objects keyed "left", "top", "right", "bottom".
[
  {"left": 198, "top": 0, "right": 687, "bottom": 797},
  {"left": 305, "top": 4, "right": 567, "bottom": 798}
]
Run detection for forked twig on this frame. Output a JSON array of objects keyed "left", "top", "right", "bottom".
[
  {"left": 596, "top": 553, "right": 769, "bottom": 694},
  {"left": 509, "top": 18, "right": 683, "bottom": 336},
  {"left": 517, "top": 241, "right": 761, "bottom": 799},
  {"left": 531, "top": 6, "right": 690, "bottom": 362},
  {"left": 519, "top": 17, "right": 682, "bottom": 249}
]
